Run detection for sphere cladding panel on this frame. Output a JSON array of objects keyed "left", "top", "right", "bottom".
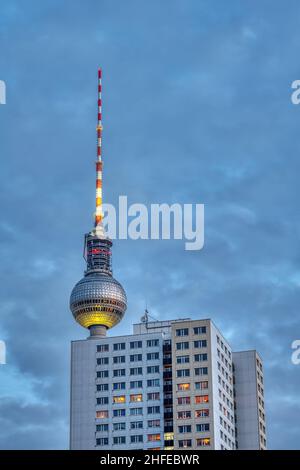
[{"left": 70, "top": 274, "right": 127, "bottom": 329}]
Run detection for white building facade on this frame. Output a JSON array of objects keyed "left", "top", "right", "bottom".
[{"left": 70, "top": 318, "right": 266, "bottom": 450}]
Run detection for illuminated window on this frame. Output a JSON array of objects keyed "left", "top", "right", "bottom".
[
  {"left": 148, "top": 434, "right": 161, "bottom": 442},
  {"left": 130, "top": 394, "right": 143, "bottom": 403},
  {"left": 197, "top": 438, "right": 210, "bottom": 447},
  {"left": 113, "top": 395, "right": 126, "bottom": 404},
  {"left": 195, "top": 409, "right": 209, "bottom": 418},
  {"left": 195, "top": 395, "right": 209, "bottom": 404},
  {"left": 96, "top": 410, "right": 108, "bottom": 419},
  {"left": 177, "top": 383, "right": 190, "bottom": 391}
]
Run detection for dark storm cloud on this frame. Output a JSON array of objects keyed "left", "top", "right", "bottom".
[{"left": 0, "top": 0, "right": 300, "bottom": 449}]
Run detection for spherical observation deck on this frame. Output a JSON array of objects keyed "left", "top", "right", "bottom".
[{"left": 70, "top": 272, "right": 127, "bottom": 330}]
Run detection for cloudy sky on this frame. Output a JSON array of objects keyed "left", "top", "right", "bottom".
[{"left": 0, "top": 0, "right": 300, "bottom": 449}]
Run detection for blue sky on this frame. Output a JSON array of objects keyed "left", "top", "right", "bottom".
[{"left": 0, "top": 0, "right": 300, "bottom": 449}]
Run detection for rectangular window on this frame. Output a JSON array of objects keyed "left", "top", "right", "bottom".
[
  {"left": 113, "top": 409, "right": 125, "bottom": 417},
  {"left": 147, "top": 406, "right": 160, "bottom": 414},
  {"left": 113, "top": 395, "right": 126, "bottom": 404},
  {"left": 97, "top": 370, "right": 109, "bottom": 378},
  {"left": 195, "top": 367, "right": 208, "bottom": 376},
  {"left": 130, "top": 354, "right": 142, "bottom": 362},
  {"left": 130, "top": 380, "right": 143, "bottom": 389},
  {"left": 147, "top": 352, "right": 159, "bottom": 360},
  {"left": 97, "top": 397, "right": 109, "bottom": 405},
  {"left": 194, "top": 353, "right": 208, "bottom": 362},
  {"left": 113, "top": 422, "right": 126, "bottom": 431},
  {"left": 113, "top": 436, "right": 126, "bottom": 445},
  {"left": 177, "top": 410, "right": 191, "bottom": 419},
  {"left": 178, "top": 425, "right": 192, "bottom": 433},
  {"left": 96, "top": 410, "right": 108, "bottom": 419},
  {"left": 97, "top": 357, "right": 109, "bottom": 365},
  {"left": 196, "top": 423, "right": 210, "bottom": 432},
  {"left": 177, "top": 397, "right": 190, "bottom": 405},
  {"left": 97, "top": 384, "right": 109, "bottom": 392},
  {"left": 194, "top": 340, "right": 207, "bottom": 348},
  {"left": 96, "top": 423, "right": 108, "bottom": 432},
  {"left": 147, "top": 392, "right": 160, "bottom": 401},
  {"left": 195, "top": 395, "right": 209, "bottom": 404},
  {"left": 148, "top": 419, "right": 160, "bottom": 428},
  {"left": 113, "top": 382, "right": 126, "bottom": 391},
  {"left": 130, "top": 341, "right": 142, "bottom": 349},
  {"left": 177, "top": 355, "right": 190, "bottom": 364},
  {"left": 113, "top": 356, "right": 126, "bottom": 364},
  {"left": 130, "top": 367, "right": 143, "bottom": 375},
  {"left": 130, "top": 421, "right": 143, "bottom": 430},
  {"left": 131, "top": 435, "right": 143, "bottom": 443},
  {"left": 147, "top": 434, "right": 161, "bottom": 442},
  {"left": 177, "top": 383, "right": 190, "bottom": 391},
  {"left": 113, "top": 343, "right": 126, "bottom": 351},
  {"left": 176, "top": 341, "right": 189, "bottom": 351},
  {"left": 130, "top": 407, "right": 143, "bottom": 416},
  {"left": 197, "top": 438, "right": 210, "bottom": 447},
  {"left": 96, "top": 437, "right": 108, "bottom": 446},
  {"left": 147, "top": 339, "right": 159, "bottom": 347},
  {"left": 97, "top": 344, "right": 109, "bottom": 352},
  {"left": 177, "top": 369, "right": 190, "bottom": 378},
  {"left": 195, "top": 381, "right": 208, "bottom": 390},
  {"left": 179, "top": 439, "right": 192, "bottom": 448},
  {"left": 176, "top": 328, "right": 189, "bottom": 336},
  {"left": 113, "top": 369, "right": 126, "bottom": 377},
  {"left": 193, "top": 326, "right": 206, "bottom": 335},
  {"left": 147, "top": 365, "right": 159, "bottom": 374},
  {"left": 147, "top": 379, "right": 160, "bottom": 387},
  {"left": 130, "top": 394, "right": 143, "bottom": 403}
]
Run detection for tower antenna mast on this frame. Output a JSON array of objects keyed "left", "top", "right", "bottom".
[{"left": 95, "top": 68, "right": 103, "bottom": 229}]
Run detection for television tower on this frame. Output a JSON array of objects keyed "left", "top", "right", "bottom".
[{"left": 70, "top": 69, "right": 127, "bottom": 337}]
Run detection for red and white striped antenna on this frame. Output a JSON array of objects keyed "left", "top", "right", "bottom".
[{"left": 95, "top": 68, "right": 103, "bottom": 229}]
